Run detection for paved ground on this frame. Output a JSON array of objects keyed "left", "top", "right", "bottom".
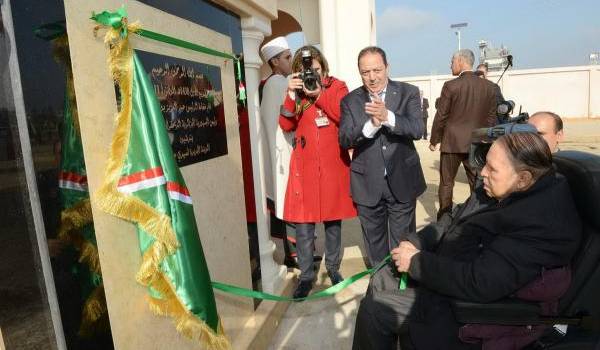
[{"left": 268, "top": 118, "right": 600, "bottom": 350}]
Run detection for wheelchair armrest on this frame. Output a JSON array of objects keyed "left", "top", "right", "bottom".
[{"left": 451, "top": 299, "right": 542, "bottom": 325}]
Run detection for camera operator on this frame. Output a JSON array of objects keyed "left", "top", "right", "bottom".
[
  {"left": 353, "top": 132, "right": 581, "bottom": 349},
  {"left": 528, "top": 111, "right": 564, "bottom": 153},
  {"left": 279, "top": 46, "right": 357, "bottom": 299},
  {"left": 430, "top": 49, "right": 497, "bottom": 220}
]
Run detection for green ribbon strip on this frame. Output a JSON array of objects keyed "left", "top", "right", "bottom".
[
  {"left": 91, "top": 6, "right": 245, "bottom": 103},
  {"left": 91, "top": 7, "right": 235, "bottom": 59},
  {"left": 212, "top": 255, "right": 393, "bottom": 302},
  {"left": 34, "top": 21, "right": 66, "bottom": 41},
  {"left": 135, "top": 28, "right": 236, "bottom": 60},
  {"left": 399, "top": 272, "right": 408, "bottom": 290}
]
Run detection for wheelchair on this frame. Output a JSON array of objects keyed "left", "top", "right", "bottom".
[{"left": 452, "top": 150, "right": 600, "bottom": 349}]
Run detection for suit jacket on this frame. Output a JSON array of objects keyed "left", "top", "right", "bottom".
[
  {"left": 339, "top": 79, "right": 426, "bottom": 206},
  {"left": 430, "top": 71, "right": 497, "bottom": 153},
  {"left": 422, "top": 97, "right": 429, "bottom": 119}
]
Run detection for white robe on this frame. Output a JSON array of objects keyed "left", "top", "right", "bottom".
[{"left": 259, "top": 74, "right": 294, "bottom": 219}]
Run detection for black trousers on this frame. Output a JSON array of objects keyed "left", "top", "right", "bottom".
[
  {"left": 353, "top": 268, "right": 478, "bottom": 350},
  {"left": 353, "top": 268, "right": 416, "bottom": 350},
  {"left": 296, "top": 220, "right": 342, "bottom": 282},
  {"left": 356, "top": 183, "right": 416, "bottom": 267}
]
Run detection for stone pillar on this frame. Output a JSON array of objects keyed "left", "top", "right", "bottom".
[
  {"left": 319, "top": 0, "right": 376, "bottom": 90},
  {"left": 241, "top": 16, "right": 287, "bottom": 294}
]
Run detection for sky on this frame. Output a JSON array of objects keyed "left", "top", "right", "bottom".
[{"left": 375, "top": 0, "right": 600, "bottom": 77}]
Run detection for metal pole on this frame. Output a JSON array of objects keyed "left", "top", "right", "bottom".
[{"left": 458, "top": 30, "right": 461, "bottom": 50}]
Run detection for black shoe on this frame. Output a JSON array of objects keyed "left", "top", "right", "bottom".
[
  {"left": 293, "top": 280, "right": 313, "bottom": 300},
  {"left": 284, "top": 256, "right": 298, "bottom": 269},
  {"left": 328, "top": 271, "right": 344, "bottom": 285}
]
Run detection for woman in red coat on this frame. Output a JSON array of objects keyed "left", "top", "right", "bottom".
[{"left": 279, "top": 46, "right": 357, "bottom": 299}]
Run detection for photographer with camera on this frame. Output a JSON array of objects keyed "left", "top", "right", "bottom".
[
  {"left": 353, "top": 132, "right": 581, "bottom": 349},
  {"left": 279, "top": 45, "right": 357, "bottom": 299}
]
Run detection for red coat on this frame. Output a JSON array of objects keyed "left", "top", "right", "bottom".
[{"left": 279, "top": 77, "right": 357, "bottom": 223}]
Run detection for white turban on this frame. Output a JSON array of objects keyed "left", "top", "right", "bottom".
[{"left": 260, "top": 36, "right": 290, "bottom": 62}]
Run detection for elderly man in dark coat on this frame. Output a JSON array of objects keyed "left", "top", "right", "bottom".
[{"left": 353, "top": 132, "right": 581, "bottom": 349}]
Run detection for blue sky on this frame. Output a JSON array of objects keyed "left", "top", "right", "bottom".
[{"left": 375, "top": 0, "right": 600, "bottom": 77}]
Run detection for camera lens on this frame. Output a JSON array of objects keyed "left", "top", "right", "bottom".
[
  {"left": 469, "top": 143, "right": 491, "bottom": 169},
  {"left": 304, "top": 75, "right": 319, "bottom": 91}
]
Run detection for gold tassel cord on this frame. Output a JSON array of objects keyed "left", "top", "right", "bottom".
[{"left": 94, "top": 23, "right": 230, "bottom": 349}]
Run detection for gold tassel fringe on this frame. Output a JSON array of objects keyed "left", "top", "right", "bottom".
[
  {"left": 147, "top": 273, "right": 230, "bottom": 350},
  {"left": 94, "top": 23, "right": 230, "bottom": 349},
  {"left": 57, "top": 199, "right": 102, "bottom": 275},
  {"left": 79, "top": 284, "right": 110, "bottom": 337}
]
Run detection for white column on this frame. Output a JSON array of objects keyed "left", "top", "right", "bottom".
[
  {"left": 241, "top": 16, "right": 287, "bottom": 294},
  {"left": 319, "top": 0, "right": 376, "bottom": 90}
]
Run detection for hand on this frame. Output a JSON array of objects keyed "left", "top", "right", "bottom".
[
  {"left": 370, "top": 116, "right": 382, "bottom": 128},
  {"left": 287, "top": 73, "right": 303, "bottom": 99},
  {"left": 365, "top": 95, "right": 388, "bottom": 123},
  {"left": 391, "top": 241, "right": 420, "bottom": 273},
  {"left": 429, "top": 143, "right": 439, "bottom": 152}
]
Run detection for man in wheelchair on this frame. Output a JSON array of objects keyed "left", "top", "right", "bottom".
[{"left": 353, "top": 132, "right": 584, "bottom": 349}]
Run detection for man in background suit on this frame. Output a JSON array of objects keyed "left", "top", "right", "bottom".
[
  {"left": 420, "top": 89, "right": 429, "bottom": 140},
  {"left": 339, "top": 46, "right": 426, "bottom": 266},
  {"left": 430, "top": 49, "right": 496, "bottom": 220}
]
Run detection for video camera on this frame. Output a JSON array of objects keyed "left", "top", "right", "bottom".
[
  {"left": 297, "top": 49, "right": 320, "bottom": 92},
  {"left": 469, "top": 109, "right": 536, "bottom": 168}
]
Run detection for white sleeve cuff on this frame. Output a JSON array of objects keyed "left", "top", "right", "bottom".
[
  {"left": 382, "top": 110, "right": 395, "bottom": 129},
  {"left": 362, "top": 119, "right": 381, "bottom": 138}
]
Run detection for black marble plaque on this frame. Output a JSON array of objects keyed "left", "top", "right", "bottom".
[{"left": 137, "top": 50, "right": 228, "bottom": 167}]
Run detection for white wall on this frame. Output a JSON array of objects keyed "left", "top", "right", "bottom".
[
  {"left": 319, "top": 0, "right": 377, "bottom": 90},
  {"left": 395, "top": 65, "right": 600, "bottom": 120}
]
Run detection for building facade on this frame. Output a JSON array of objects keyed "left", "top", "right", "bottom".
[{"left": 0, "top": 0, "right": 375, "bottom": 348}]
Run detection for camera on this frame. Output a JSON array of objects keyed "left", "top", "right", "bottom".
[
  {"left": 297, "top": 50, "right": 320, "bottom": 92},
  {"left": 469, "top": 112, "right": 536, "bottom": 168},
  {"left": 496, "top": 100, "right": 514, "bottom": 124}
]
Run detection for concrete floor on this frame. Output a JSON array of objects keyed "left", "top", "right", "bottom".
[{"left": 268, "top": 118, "right": 600, "bottom": 350}]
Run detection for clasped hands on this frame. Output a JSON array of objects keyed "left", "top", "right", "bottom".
[
  {"left": 287, "top": 73, "right": 321, "bottom": 100},
  {"left": 391, "top": 241, "right": 420, "bottom": 273},
  {"left": 365, "top": 94, "right": 388, "bottom": 127}
]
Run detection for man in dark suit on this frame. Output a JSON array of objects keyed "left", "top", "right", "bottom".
[
  {"left": 430, "top": 49, "right": 496, "bottom": 220},
  {"left": 420, "top": 90, "right": 429, "bottom": 140},
  {"left": 339, "top": 46, "right": 426, "bottom": 266}
]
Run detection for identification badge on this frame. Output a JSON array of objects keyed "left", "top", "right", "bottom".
[{"left": 315, "top": 109, "right": 330, "bottom": 127}]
